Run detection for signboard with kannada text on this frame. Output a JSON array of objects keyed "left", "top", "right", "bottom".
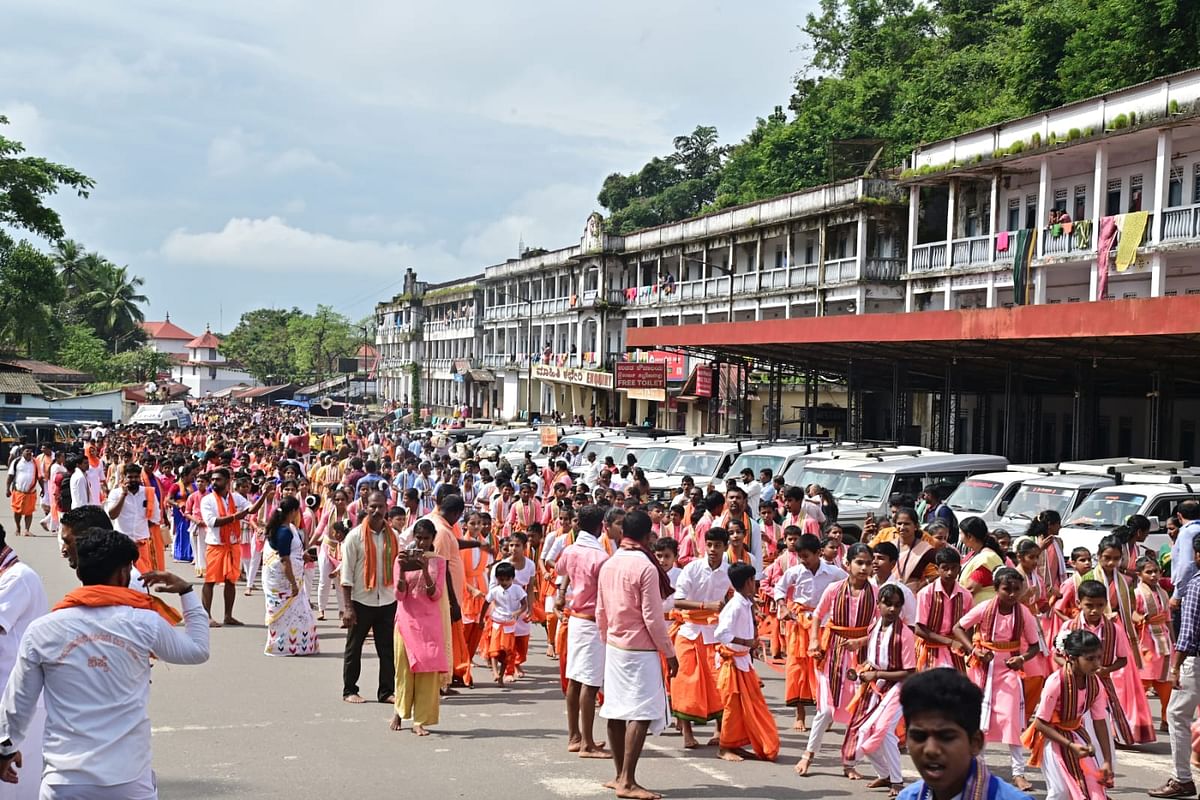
[
  {"left": 539, "top": 426, "right": 559, "bottom": 446},
  {"left": 695, "top": 365, "right": 713, "bottom": 397},
  {"left": 531, "top": 363, "right": 614, "bottom": 390},
  {"left": 614, "top": 361, "right": 667, "bottom": 390}
]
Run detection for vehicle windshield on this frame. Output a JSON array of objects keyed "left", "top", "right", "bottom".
[
  {"left": 726, "top": 453, "right": 786, "bottom": 480},
  {"left": 638, "top": 446, "right": 684, "bottom": 472},
  {"left": 832, "top": 471, "right": 892, "bottom": 503},
  {"left": 793, "top": 467, "right": 849, "bottom": 495},
  {"left": 669, "top": 451, "right": 721, "bottom": 478},
  {"left": 479, "top": 432, "right": 512, "bottom": 449},
  {"left": 1066, "top": 492, "right": 1147, "bottom": 530},
  {"left": 947, "top": 479, "right": 1004, "bottom": 513},
  {"left": 1002, "top": 485, "right": 1076, "bottom": 522}
]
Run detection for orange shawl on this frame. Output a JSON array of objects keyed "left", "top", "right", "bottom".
[{"left": 54, "top": 585, "right": 182, "bottom": 625}]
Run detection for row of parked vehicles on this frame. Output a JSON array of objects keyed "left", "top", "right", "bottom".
[{"left": 469, "top": 425, "right": 1199, "bottom": 559}]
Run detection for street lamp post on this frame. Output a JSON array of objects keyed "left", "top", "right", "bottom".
[{"left": 498, "top": 291, "right": 535, "bottom": 421}]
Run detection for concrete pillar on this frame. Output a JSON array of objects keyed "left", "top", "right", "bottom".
[
  {"left": 945, "top": 178, "right": 957, "bottom": 268},
  {"left": 989, "top": 170, "right": 1001, "bottom": 242},
  {"left": 1091, "top": 144, "right": 1109, "bottom": 301},
  {"left": 905, "top": 186, "right": 919, "bottom": 313},
  {"left": 1150, "top": 253, "right": 1165, "bottom": 297},
  {"left": 1036, "top": 156, "right": 1051, "bottom": 257},
  {"left": 855, "top": 209, "right": 868, "bottom": 281},
  {"left": 1153, "top": 128, "right": 1172, "bottom": 243}
]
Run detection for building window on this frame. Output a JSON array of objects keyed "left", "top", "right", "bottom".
[
  {"left": 1053, "top": 188, "right": 1068, "bottom": 214},
  {"left": 1106, "top": 178, "right": 1122, "bottom": 216},
  {"left": 3, "top": 394, "right": 20, "bottom": 405},
  {"left": 1128, "top": 174, "right": 1143, "bottom": 212},
  {"left": 1024, "top": 194, "right": 1037, "bottom": 229},
  {"left": 1169, "top": 166, "right": 1184, "bottom": 207},
  {"left": 775, "top": 246, "right": 784, "bottom": 269},
  {"left": 1007, "top": 198, "right": 1020, "bottom": 232},
  {"left": 1193, "top": 164, "right": 1200, "bottom": 205},
  {"left": 965, "top": 206, "right": 979, "bottom": 237},
  {"left": 804, "top": 239, "right": 815, "bottom": 265},
  {"left": 1073, "top": 184, "right": 1088, "bottom": 221}
]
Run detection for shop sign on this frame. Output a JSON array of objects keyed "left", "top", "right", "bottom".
[
  {"left": 531, "top": 363, "right": 614, "bottom": 389},
  {"left": 614, "top": 362, "right": 667, "bottom": 390}
]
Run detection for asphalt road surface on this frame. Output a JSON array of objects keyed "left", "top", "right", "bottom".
[{"left": 0, "top": 496, "right": 1181, "bottom": 799}]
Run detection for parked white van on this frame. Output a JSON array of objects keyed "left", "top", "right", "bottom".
[
  {"left": 945, "top": 471, "right": 1032, "bottom": 529},
  {"left": 129, "top": 403, "right": 193, "bottom": 429},
  {"left": 799, "top": 453, "right": 1010, "bottom": 533},
  {"left": 1059, "top": 473, "right": 1200, "bottom": 557},
  {"left": 648, "top": 440, "right": 765, "bottom": 502},
  {"left": 990, "top": 473, "right": 1116, "bottom": 536}
]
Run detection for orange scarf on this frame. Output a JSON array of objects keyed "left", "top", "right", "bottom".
[
  {"left": 214, "top": 492, "right": 240, "bottom": 545},
  {"left": 360, "top": 521, "right": 398, "bottom": 591},
  {"left": 54, "top": 585, "right": 183, "bottom": 625}
]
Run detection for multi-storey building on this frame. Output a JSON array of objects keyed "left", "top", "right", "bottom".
[
  {"left": 633, "top": 69, "right": 1200, "bottom": 462},
  {"left": 375, "top": 269, "right": 487, "bottom": 419}
]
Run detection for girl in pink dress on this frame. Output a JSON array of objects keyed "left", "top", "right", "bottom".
[
  {"left": 795, "top": 543, "right": 877, "bottom": 778},
  {"left": 1133, "top": 555, "right": 1174, "bottom": 732},
  {"left": 842, "top": 584, "right": 915, "bottom": 796},
  {"left": 1024, "top": 628, "right": 1114, "bottom": 800},
  {"left": 1015, "top": 538, "right": 1052, "bottom": 724},
  {"left": 952, "top": 567, "right": 1040, "bottom": 793},
  {"left": 391, "top": 519, "right": 449, "bottom": 735}
]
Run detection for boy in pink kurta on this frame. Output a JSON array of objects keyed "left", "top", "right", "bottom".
[{"left": 914, "top": 548, "right": 974, "bottom": 670}]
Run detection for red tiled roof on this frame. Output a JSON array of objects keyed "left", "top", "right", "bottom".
[
  {"left": 123, "top": 382, "right": 190, "bottom": 403},
  {"left": 141, "top": 320, "right": 195, "bottom": 341},
  {"left": 234, "top": 384, "right": 292, "bottom": 399},
  {"left": 186, "top": 331, "right": 222, "bottom": 349},
  {"left": 0, "top": 358, "right": 90, "bottom": 380}
]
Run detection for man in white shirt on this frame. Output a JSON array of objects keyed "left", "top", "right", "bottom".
[
  {"left": 66, "top": 456, "right": 91, "bottom": 513},
  {"left": 200, "top": 468, "right": 271, "bottom": 627},
  {"left": 0, "top": 526, "right": 48, "bottom": 800},
  {"left": 104, "top": 464, "right": 149, "bottom": 547},
  {"left": 0, "top": 527, "right": 209, "bottom": 799},
  {"left": 5, "top": 448, "right": 41, "bottom": 538}
]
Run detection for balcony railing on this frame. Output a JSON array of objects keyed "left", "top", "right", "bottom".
[
  {"left": 423, "top": 316, "right": 477, "bottom": 334},
  {"left": 865, "top": 257, "right": 904, "bottom": 281},
  {"left": 1162, "top": 204, "right": 1200, "bottom": 241},
  {"left": 480, "top": 352, "right": 602, "bottom": 369},
  {"left": 824, "top": 257, "right": 858, "bottom": 283},
  {"left": 951, "top": 235, "right": 994, "bottom": 267},
  {"left": 910, "top": 242, "right": 948, "bottom": 272}
]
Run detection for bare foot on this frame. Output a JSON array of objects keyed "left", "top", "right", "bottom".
[
  {"left": 867, "top": 777, "right": 890, "bottom": 789},
  {"left": 682, "top": 736, "right": 700, "bottom": 749},
  {"left": 602, "top": 780, "right": 618, "bottom": 790},
  {"left": 243, "top": 589, "right": 253, "bottom": 596},
  {"left": 795, "top": 752, "right": 814, "bottom": 776},
  {"left": 381, "top": 695, "right": 396, "bottom": 704},
  {"left": 317, "top": 612, "right": 325, "bottom": 621},
  {"left": 579, "top": 744, "right": 611, "bottom": 759},
  {"left": 567, "top": 737, "right": 583, "bottom": 753},
  {"left": 389, "top": 714, "right": 403, "bottom": 731},
  {"left": 1012, "top": 776, "right": 1034, "bottom": 792},
  {"left": 413, "top": 724, "right": 429, "bottom": 736},
  {"left": 614, "top": 783, "right": 661, "bottom": 800},
  {"left": 888, "top": 785, "right": 902, "bottom": 798},
  {"left": 718, "top": 748, "right": 745, "bottom": 762},
  {"left": 705, "top": 736, "right": 720, "bottom": 747},
  {"left": 844, "top": 767, "right": 864, "bottom": 781},
  {"left": 208, "top": 618, "right": 222, "bottom": 628},
  {"left": 343, "top": 694, "right": 365, "bottom": 704},
  {"left": 516, "top": 668, "right": 527, "bottom": 678},
  {"left": 791, "top": 719, "right": 808, "bottom": 732},
  {"left": 223, "top": 617, "right": 244, "bottom": 626}
]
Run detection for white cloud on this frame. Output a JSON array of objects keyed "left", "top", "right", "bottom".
[
  {"left": 160, "top": 216, "right": 460, "bottom": 277},
  {"left": 206, "top": 128, "right": 340, "bottom": 178},
  {"left": 460, "top": 183, "right": 598, "bottom": 264},
  {"left": 0, "top": 103, "right": 46, "bottom": 155}
]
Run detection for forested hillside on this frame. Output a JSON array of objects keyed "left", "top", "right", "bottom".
[{"left": 600, "top": 0, "right": 1200, "bottom": 232}]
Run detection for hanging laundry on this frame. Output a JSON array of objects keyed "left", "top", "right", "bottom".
[
  {"left": 1095, "top": 216, "right": 1119, "bottom": 299},
  {"left": 1011, "top": 229, "right": 1036, "bottom": 305},
  {"left": 1050, "top": 223, "right": 1063, "bottom": 238},
  {"left": 1115, "top": 210, "right": 1149, "bottom": 271},
  {"left": 1073, "top": 218, "right": 1093, "bottom": 249},
  {"left": 996, "top": 230, "right": 1010, "bottom": 252},
  {"left": 1062, "top": 221, "right": 1073, "bottom": 235}
]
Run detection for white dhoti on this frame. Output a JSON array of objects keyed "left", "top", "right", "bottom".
[
  {"left": 565, "top": 616, "right": 604, "bottom": 687},
  {"left": 598, "top": 645, "right": 669, "bottom": 735}
]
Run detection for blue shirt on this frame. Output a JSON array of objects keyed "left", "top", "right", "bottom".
[
  {"left": 899, "top": 774, "right": 1032, "bottom": 800},
  {"left": 355, "top": 472, "right": 389, "bottom": 500},
  {"left": 1172, "top": 520, "right": 1200, "bottom": 599},
  {"left": 1176, "top": 570, "right": 1200, "bottom": 656}
]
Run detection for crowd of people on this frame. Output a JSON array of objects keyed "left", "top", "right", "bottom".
[{"left": 0, "top": 401, "right": 1199, "bottom": 799}]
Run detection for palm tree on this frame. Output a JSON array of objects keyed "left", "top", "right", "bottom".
[
  {"left": 81, "top": 262, "right": 148, "bottom": 348},
  {"left": 50, "top": 239, "right": 93, "bottom": 298}
]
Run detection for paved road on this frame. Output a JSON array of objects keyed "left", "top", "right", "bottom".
[{"left": 0, "top": 497, "right": 1181, "bottom": 799}]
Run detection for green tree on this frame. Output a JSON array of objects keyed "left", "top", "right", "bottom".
[
  {"left": 80, "top": 262, "right": 148, "bottom": 347},
  {"left": 50, "top": 240, "right": 95, "bottom": 299},
  {"left": 55, "top": 323, "right": 112, "bottom": 380},
  {"left": 0, "top": 239, "right": 64, "bottom": 357},
  {"left": 221, "top": 307, "right": 303, "bottom": 383},
  {"left": 0, "top": 116, "right": 94, "bottom": 243},
  {"left": 108, "top": 346, "right": 172, "bottom": 384},
  {"left": 287, "top": 305, "right": 357, "bottom": 381}
]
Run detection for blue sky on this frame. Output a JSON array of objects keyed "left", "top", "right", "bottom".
[{"left": 2, "top": 1, "right": 811, "bottom": 334}]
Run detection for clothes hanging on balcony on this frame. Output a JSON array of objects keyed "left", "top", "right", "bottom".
[
  {"left": 1115, "top": 210, "right": 1149, "bottom": 271},
  {"left": 1011, "top": 229, "right": 1036, "bottom": 305},
  {"left": 1096, "top": 215, "right": 1119, "bottom": 300},
  {"left": 996, "top": 230, "right": 1010, "bottom": 252},
  {"left": 1050, "top": 223, "right": 1063, "bottom": 238},
  {"left": 1073, "top": 218, "right": 1092, "bottom": 249}
]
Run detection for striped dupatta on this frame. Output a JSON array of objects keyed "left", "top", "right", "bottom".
[
  {"left": 917, "top": 583, "right": 967, "bottom": 671},
  {"left": 970, "top": 599, "right": 1024, "bottom": 731},
  {"left": 1094, "top": 567, "right": 1143, "bottom": 670},
  {"left": 1022, "top": 667, "right": 1101, "bottom": 789},
  {"left": 822, "top": 579, "right": 875, "bottom": 712},
  {"left": 1065, "top": 614, "right": 1134, "bottom": 744},
  {"left": 840, "top": 617, "right": 904, "bottom": 764},
  {"left": 1137, "top": 581, "right": 1174, "bottom": 682}
]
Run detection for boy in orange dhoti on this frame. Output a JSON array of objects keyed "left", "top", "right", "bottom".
[
  {"left": 670, "top": 527, "right": 732, "bottom": 749},
  {"left": 714, "top": 563, "right": 780, "bottom": 762}
]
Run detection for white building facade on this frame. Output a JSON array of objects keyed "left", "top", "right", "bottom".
[{"left": 170, "top": 328, "right": 258, "bottom": 397}]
